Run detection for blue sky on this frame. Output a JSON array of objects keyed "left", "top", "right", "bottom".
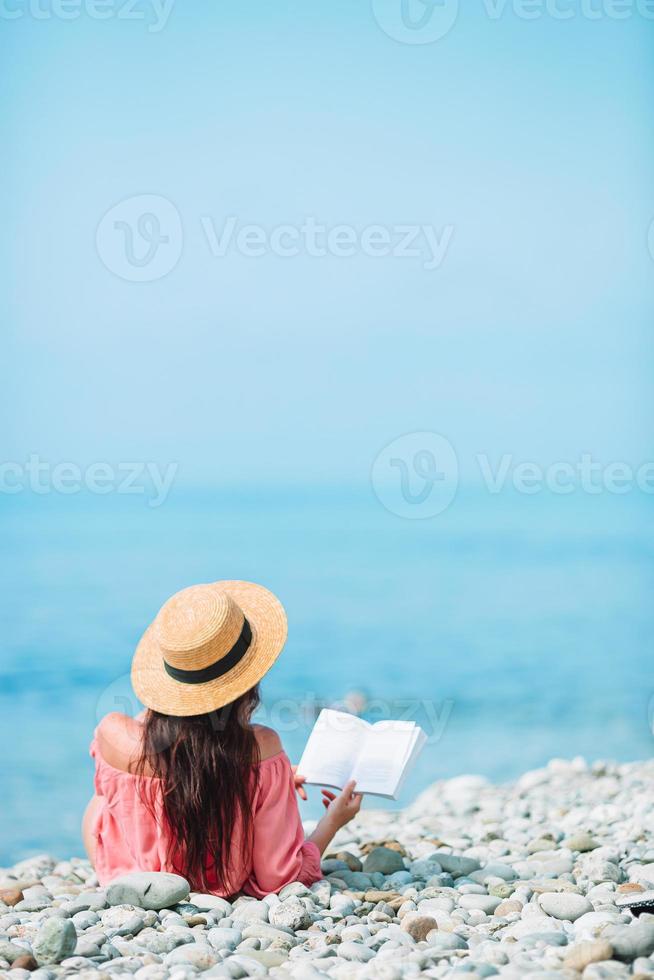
[{"left": 3, "top": 0, "right": 653, "bottom": 486}]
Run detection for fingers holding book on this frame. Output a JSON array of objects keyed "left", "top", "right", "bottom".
[
  {"left": 291, "top": 765, "right": 308, "bottom": 801},
  {"left": 306, "top": 779, "right": 363, "bottom": 854},
  {"left": 292, "top": 766, "right": 361, "bottom": 823},
  {"left": 322, "top": 779, "right": 362, "bottom": 827},
  {"left": 321, "top": 789, "right": 336, "bottom": 809}
]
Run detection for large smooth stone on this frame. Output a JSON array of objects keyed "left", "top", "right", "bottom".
[
  {"left": 337, "top": 941, "right": 375, "bottom": 962},
  {"left": 329, "top": 894, "right": 356, "bottom": 916},
  {"left": 231, "top": 899, "right": 269, "bottom": 923},
  {"left": 539, "top": 892, "right": 593, "bottom": 922},
  {"left": 188, "top": 892, "right": 232, "bottom": 916},
  {"left": 565, "top": 832, "right": 599, "bottom": 853},
  {"left": 432, "top": 852, "right": 481, "bottom": 877},
  {"left": 362, "top": 847, "right": 405, "bottom": 875},
  {"left": 334, "top": 869, "right": 374, "bottom": 889},
  {"left": 33, "top": 918, "right": 77, "bottom": 965},
  {"left": 106, "top": 872, "right": 190, "bottom": 910},
  {"left": 206, "top": 927, "right": 242, "bottom": 951},
  {"left": 608, "top": 919, "right": 654, "bottom": 962}
]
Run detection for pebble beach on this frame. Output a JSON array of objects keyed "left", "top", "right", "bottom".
[{"left": 2, "top": 758, "right": 654, "bottom": 980}]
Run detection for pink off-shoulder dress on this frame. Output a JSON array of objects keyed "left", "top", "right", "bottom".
[{"left": 89, "top": 735, "right": 321, "bottom": 898}]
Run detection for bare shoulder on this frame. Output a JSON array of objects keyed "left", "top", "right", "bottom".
[
  {"left": 97, "top": 712, "right": 148, "bottom": 774},
  {"left": 252, "top": 724, "right": 282, "bottom": 760}
]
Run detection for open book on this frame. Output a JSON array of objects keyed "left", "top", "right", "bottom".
[{"left": 297, "top": 708, "right": 427, "bottom": 800}]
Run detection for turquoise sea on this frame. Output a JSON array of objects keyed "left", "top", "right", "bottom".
[{"left": 1, "top": 485, "right": 653, "bottom": 864}]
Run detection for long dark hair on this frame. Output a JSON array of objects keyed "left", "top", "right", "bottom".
[{"left": 136, "top": 685, "right": 261, "bottom": 891}]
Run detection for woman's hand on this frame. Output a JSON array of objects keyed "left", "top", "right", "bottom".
[
  {"left": 307, "top": 780, "right": 363, "bottom": 854},
  {"left": 320, "top": 780, "right": 362, "bottom": 829},
  {"left": 291, "top": 766, "right": 307, "bottom": 801}
]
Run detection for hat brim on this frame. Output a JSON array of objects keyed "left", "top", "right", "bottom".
[{"left": 131, "top": 580, "right": 287, "bottom": 716}]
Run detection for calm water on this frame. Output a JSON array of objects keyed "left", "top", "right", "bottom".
[{"left": 1, "top": 486, "right": 653, "bottom": 864}]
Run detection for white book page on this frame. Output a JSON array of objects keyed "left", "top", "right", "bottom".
[
  {"left": 350, "top": 721, "right": 417, "bottom": 797},
  {"left": 393, "top": 727, "right": 427, "bottom": 798},
  {"left": 297, "top": 709, "right": 370, "bottom": 790}
]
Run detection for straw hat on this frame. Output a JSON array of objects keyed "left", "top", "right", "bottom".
[{"left": 131, "top": 581, "right": 287, "bottom": 716}]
